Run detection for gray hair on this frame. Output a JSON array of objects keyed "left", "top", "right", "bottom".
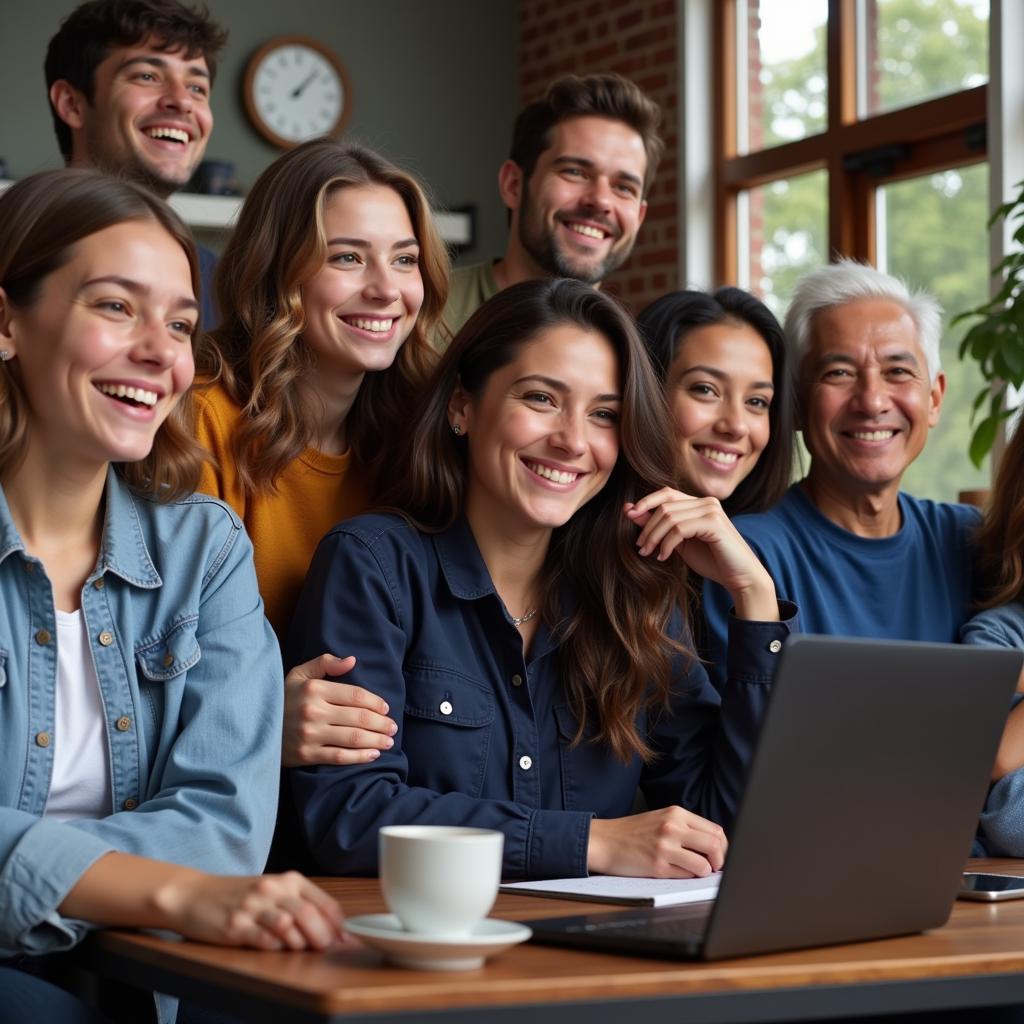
[{"left": 783, "top": 258, "right": 943, "bottom": 382}]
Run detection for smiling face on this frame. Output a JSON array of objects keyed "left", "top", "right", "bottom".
[
  {"left": 0, "top": 219, "right": 197, "bottom": 473},
  {"left": 505, "top": 116, "right": 648, "bottom": 285},
  {"left": 668, "top": 321, "right": 774, "bottom": 501},
  {"left": 52, "top": 38, "right": 213, "bottom": 196},
  {"left": 452, "top": 324, "right": 621, "bottom": 539},
  {"left": 801, "top": 298, "right": 945, "bottom": 496},
  {"left": 300, "top": 184, "right": 424, "bottom": 387}
]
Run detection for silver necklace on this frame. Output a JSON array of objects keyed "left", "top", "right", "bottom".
[{"left": 510, "top": 608, "right": 538, "bottom": 627}]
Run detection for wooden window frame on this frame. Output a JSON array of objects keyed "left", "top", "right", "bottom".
[{"left": 713, "top": 0, "right": 988, "bottom": 284}]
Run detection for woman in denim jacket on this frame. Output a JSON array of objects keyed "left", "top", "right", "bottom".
[
  {"left": 0, "top": 170, "right": 345, "bottom": 1023},
  {"left": 288, "top": 280, "right": 797, "bottom": 880}
]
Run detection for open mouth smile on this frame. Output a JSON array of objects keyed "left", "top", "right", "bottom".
[
  {"left": 341, "top": 316, "right": 396, "bottom": 334},
  {"left": 143, "top": 126, "right": 192, "bottom": 146},
  {"left": 523, "top": 459, "right": 582, "bottom": 485},
  {"left": 845, "top": 429, "right": 897, "bottom": 442},
  {"left": 694, "top": 445, "right": 741, "bottom": 467},
  {"left": 95, "top": 382, "right": 160, "bottom": 408}
]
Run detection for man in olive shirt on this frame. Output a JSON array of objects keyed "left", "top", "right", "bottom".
[{"left": 442, "top": 73, "right": 663, "bottom": 342}]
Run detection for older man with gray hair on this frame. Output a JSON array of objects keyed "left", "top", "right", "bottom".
[{"left": 703, "top": 258, "right": 978, "bottom": 674}]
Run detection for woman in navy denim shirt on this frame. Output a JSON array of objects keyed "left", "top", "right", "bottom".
[
  {"left": 288, "top": 279, "right": 797, "bottom": 881},
  {"left": 0, "top": 171, "right": 346, "bottom": 1023}
]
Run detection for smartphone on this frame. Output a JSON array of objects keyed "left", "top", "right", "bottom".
[{"left": 958, "top": 873, "right": 1024, "bottom": 901}]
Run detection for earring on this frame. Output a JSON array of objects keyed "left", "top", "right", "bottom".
[
  {"left": 0, "top": 351, "right": 9, "bottom": 362},
  {"left": 452, "top": 423, "right": 462, "bottom": 436}
]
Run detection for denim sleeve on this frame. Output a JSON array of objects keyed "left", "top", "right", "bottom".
[
  {"left": 288, "top": 530, "right": 591, "bottom": 880},
  {"left": 0, "top": 522, "right": 283, "bottom": 959},
  {"left": 978, "top": 753, "right": 1024, "bottom": 857},
  {"left": 71, "top": 524, "right": 283, "bottom": 875},
  {"left": 642, "top": 603, "right": 799, "bottom": 832},
  {"left": 0, "top": 812, "right": 113, "bottom": 955}
]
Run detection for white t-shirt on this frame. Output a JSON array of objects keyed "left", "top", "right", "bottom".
[{"left": 44, "top": 609, "right": 113, "bottom": 821}]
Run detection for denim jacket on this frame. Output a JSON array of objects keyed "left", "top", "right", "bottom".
[
  {"left": 287, "top": 514, "right": 797, "bottom": 879},
  {"left": 0, "top": 470, "right": 283, "bottom": 959}
]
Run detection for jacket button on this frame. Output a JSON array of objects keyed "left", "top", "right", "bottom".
[
  {"left": 34, "top": 630, "right": 51, "bottom": 646},
  {"left": 162, "top": 652, "right": 175, "bottom": 668},
  {"left": 768, "top": 639, "right": 782, "bottom": 654},
  {"left": 439, "top": 700, "right": 453, "bottom": 716},
  {"left": 116, "top": 716, "right": 132, "bottom": 732},
  {"left": 35, "top": 731, "right": 50, "bottom": 747},
  {"left": 98, "top": 631, "right": 114, "bottom": 647},
  {"left": 123, "top": 798, "right": 138, "bottom": 811},
  {"left": 519, "top": 755, "right": 532, "bottom": 771},
  {"left": 22, "top": 561, "right": 34, "bottom": 573},
  {"left": 93, "top": 578, "right": 105, "bottom": 590},
  {"left": 511, "top": 674, "right": 523, "bottom": 687}
]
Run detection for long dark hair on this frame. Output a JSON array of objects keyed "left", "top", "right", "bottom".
[
  {"left": 975, "top": 420, "right": 1024, "bottom": 608},
  {"left": 378, "top": 278, "right": 691, "bottom": 763},
  {"left": 637, "top": 287, "right": 795, "bottom": 515}
]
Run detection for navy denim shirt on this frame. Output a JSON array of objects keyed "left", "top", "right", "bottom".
[
  {"left": 0, "top": 470, "right": 283, "bottom": 965},
  {"left": 287, "top": 514, "right": 797, "bottom": 879}
]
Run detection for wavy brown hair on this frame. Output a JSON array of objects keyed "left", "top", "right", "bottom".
[
  {"left": 0, "top": 168, "right": 206, "bottom": 500},
  {"left": 378, "top": 278, "right": 692, "bottom": 763},
  {"left": 200, "top": 140, "right": 447, "bottom": 497},
  {"left": 975, "top": 420, "right": 1024, "bottom": 609}
]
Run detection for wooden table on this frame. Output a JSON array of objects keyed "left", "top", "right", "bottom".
[{"left": 81, "top": 859, "right": 1024, "bottom": 1024}]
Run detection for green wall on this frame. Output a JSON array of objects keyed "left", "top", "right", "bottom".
[{"left": 0, "top": 0, "right": 517, "bottom": 261}]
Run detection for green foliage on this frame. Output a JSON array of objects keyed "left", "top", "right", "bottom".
[{"left": 953, "top": 177, "right": 1024, "bottom": 466}]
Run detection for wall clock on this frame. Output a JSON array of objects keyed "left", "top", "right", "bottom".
[{"left": 244, "top": 36, "right": 352, "bottom": 150}]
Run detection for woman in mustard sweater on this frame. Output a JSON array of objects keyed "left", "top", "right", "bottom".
[{"left": 195, "top": 140, "right": 448, "bottom": 768}]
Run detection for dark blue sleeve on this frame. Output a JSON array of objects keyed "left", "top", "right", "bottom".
[
  {"left": 285, "top": 530, "right": 591, "bottom": 880},
  {"left": 641, "top": 603, "right": 799, "bottom": 831}
]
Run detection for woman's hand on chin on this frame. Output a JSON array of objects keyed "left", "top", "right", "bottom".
[
  {"left": 625, "top": 490, "right": 779, "bottom": 621},
  {"left": 587, "top": 806, "right": 727, "bottom": 878}
]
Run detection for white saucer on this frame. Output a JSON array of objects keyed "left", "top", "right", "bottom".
[{"left": 345, "top": 914, "right": 532, "bottom": 970}]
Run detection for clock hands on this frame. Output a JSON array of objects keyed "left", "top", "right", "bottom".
[{"left": 291, "top": 70, "right": 319, "bottom": 99}]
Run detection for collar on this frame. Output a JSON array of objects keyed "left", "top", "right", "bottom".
[
  {"left": 0, "top": 468, "right": 161, "bottom": 588},
  {"left": 432, "top": 516, "right": 558, "bottom": 663},
  {"left": 432, "top": 516, "right": 497, "bottom": 601}
]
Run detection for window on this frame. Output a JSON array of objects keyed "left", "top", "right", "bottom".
[{"left": 716, "top": 0, "right": 990, "bottom": 497}]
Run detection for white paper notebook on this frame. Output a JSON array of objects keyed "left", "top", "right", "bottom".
[{"left": 500, "top": 872, "right": 721, "bottom": 907}]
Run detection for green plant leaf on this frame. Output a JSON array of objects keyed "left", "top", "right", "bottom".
[{"left": 970, "top": 415, "right": 999, "bottom": 467}]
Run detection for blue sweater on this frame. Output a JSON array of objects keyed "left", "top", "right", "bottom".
[
  {"left": 703, "top": 484, "right": 980, "bottom": 689},
  {"left": 962, "top": 603, "right": 1024, "bottom": 857}
]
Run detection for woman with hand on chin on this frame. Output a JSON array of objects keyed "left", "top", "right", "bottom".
[
  {"left": 0, "top": 171, "right": 344, "bottom": 1024},
  {"left": 195, "top": 140, "right": 447, "bottom": 770},
  {"left": 287, "top": 279, "right": 796, "bottom": 880}
]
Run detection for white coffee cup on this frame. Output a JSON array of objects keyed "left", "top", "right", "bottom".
[{"left": 379, "top": 825, "right": 504, "bottom": 937}]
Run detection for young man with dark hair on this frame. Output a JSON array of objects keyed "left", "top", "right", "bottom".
[
  {"left": 443, "top": 72, "right": 663, "bottom": 340},
  {"left": 45, "top": 0, "right": 228, "bottom": 325}
]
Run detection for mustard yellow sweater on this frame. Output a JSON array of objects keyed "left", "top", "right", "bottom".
[{"left": 194, "top": 384, "right": 368, "bottom": 638}]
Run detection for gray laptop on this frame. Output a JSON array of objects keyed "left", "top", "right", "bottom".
[{"left": 527, "top": 634, "right": 1022, "bottom": 960}]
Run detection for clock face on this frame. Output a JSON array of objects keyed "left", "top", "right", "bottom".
[{"left": 246, "top": 38, "right": 350, "bottom": 149}]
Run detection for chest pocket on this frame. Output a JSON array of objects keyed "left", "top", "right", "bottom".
[
  {"left": 554, "top": 703, "right": 639, "bottom": 815},
  {"left": 403, "top": 666, "right": 495, "bottom": 798},
  {"left": 135, "top": 616, "right": 201, "bottom": 682}
]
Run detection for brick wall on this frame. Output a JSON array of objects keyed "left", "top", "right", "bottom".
[{"left": 518, "top": 0, "right": 680, "bottom": 315}]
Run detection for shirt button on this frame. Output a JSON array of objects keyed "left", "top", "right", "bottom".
[
  {"left": 116, "top": 716, "right": 132, "bottom": 732},
  {"left": 439, "top": 700, "right": 453, "bottom": 716},
  {"left": 511, "top": 674, "right": 523, "bottom": 687},
  {"left": 35, "top": 629, "right": 51, "bottom": 646},
  {"left": 768, "top": 639, "right": 783, "bottom": 654},
  {"left": 123, "top": 798, "right": 138, "bottom": 811},
  {"left": 519, "top": 755, "right": 533, "bottom": 771},
  {"left": 98, "top": 631, "right": 114, "bottom": 647},
  {"left": 35, "top": 731, "right": 50, "bottom": 747},
  {"left": 162, "top": 652, "right": 175, "bottom": 668},
  {"left": 93, "top": 578, "right": 105, "bottom": 590}
]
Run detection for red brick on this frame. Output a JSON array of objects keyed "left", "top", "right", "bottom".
[
  {"left": 573, "top": 26, "right": 590, "bottom": 44},
  {"left": 625, "top": 27, "right": 665, "bottom": 50},
  {"left": 650, "top": 0, "right": 674, "bottom": 18},
  {"left": 616, "top": 9, "right": 644, "bottom": 30},
  {"left": 638, "top": 248, "right": 676, "bottom": 267},
  {"left": 582, "top": 41, "right": 618, "bottom": 63}
]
